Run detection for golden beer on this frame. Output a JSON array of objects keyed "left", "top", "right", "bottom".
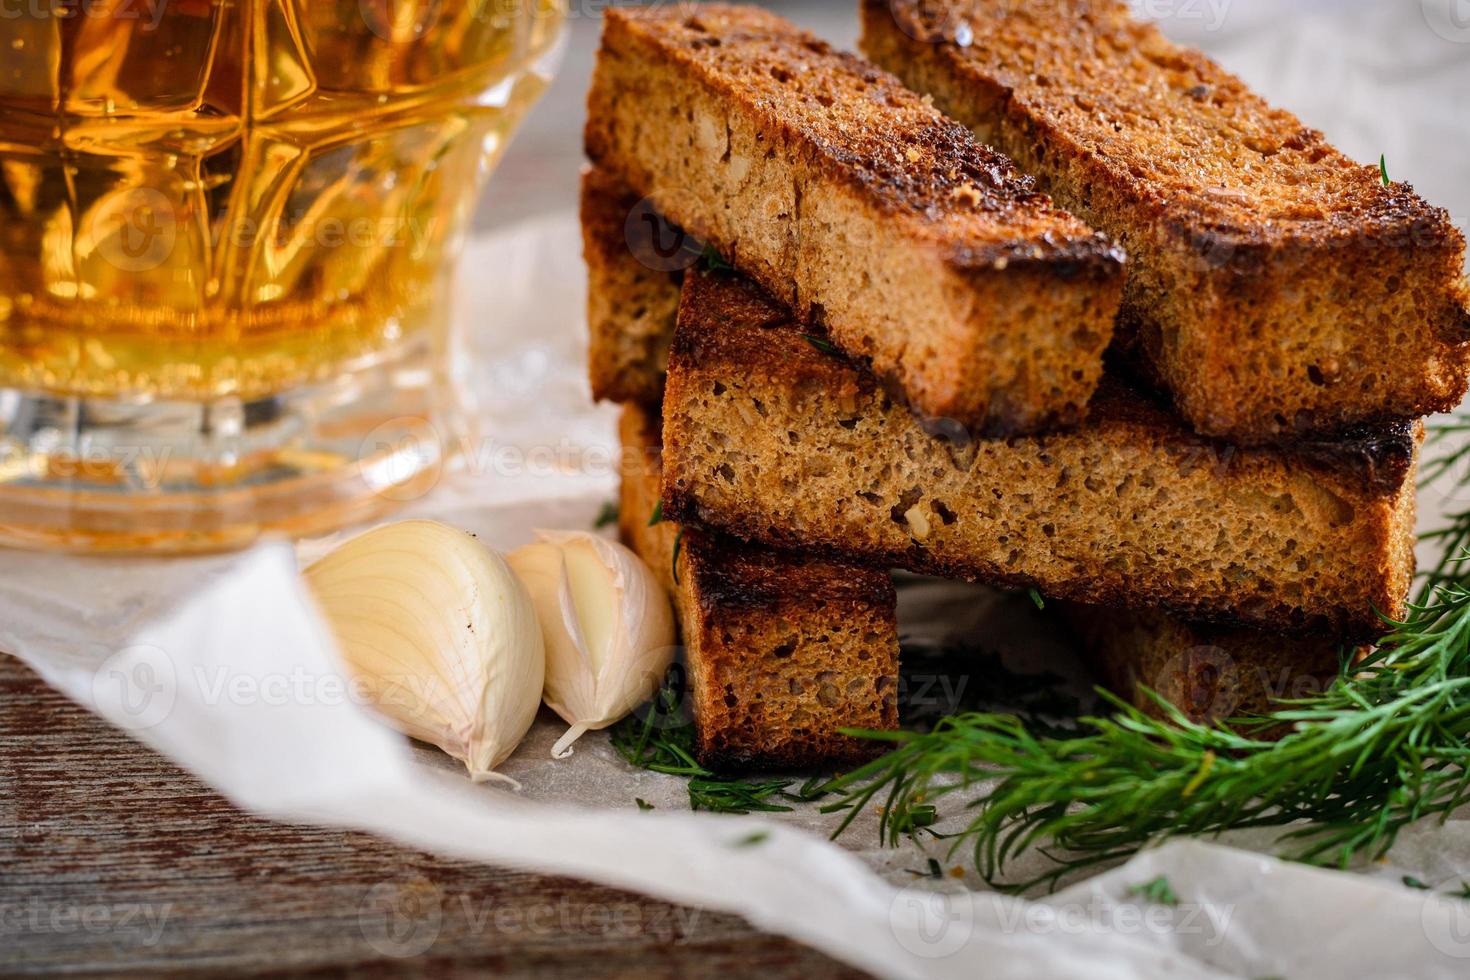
[{"left": 0, "top": 0, "right": 562, "bottom": 550}]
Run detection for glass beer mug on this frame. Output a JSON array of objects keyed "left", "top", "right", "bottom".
[{"left": 0, "top": 0, "right": 562, "bottom": 551}]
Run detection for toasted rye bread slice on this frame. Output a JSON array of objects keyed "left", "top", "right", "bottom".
[
  {"left": 861, "top": 0, "right": 1470, "bottom": 444},
  {"left": 590, "top": 178, "right": 1346, "bottom": 743},
  {"left": 620, "top": 403, "right": 899, "bottom": 770},
  {"left": 588, "top": 177, "right": 1340, "bottom": 738},
  {"left": 661, "top": 268, "right": 1419, "bottom": 641},
  {"left": 582, "top": 167, "right": 685, "bottom": 405},
  {"left": 1065, "top": 605, "right": 1345, "bottom": 731},
  {"left": 586, "top": 3, "right": 1125, "bottom": 436}
]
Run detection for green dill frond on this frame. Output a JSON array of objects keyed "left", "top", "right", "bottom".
[{"left": 827, "top": 570, "right": 1470, "bottom": 891}]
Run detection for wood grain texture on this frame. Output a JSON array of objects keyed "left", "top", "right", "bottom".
[{"left": 0, "top": 654, "right": 869, "bottom": 978}]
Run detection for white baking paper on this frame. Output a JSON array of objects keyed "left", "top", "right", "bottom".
[{"left": 6, "top": 3, "right": 1470, "bottom": 976}]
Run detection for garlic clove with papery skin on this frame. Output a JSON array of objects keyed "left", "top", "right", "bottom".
[
  {"left": 507, "top": 531, "right": 676, "bottom": 759},
  {"left": 304, "top": 520, "right": 545, "bottom": 785}
]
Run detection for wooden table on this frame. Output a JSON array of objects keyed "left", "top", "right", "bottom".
[{"left": 0, "top": 654, "right": 868, "bottom": 977}]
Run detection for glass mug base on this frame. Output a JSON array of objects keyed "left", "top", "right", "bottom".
[
  {"left": 0, "top": 335, "right": 454, "bottom": 554},
  {"left": 0, "top": 0, "right": 564, "bottom": 552}
]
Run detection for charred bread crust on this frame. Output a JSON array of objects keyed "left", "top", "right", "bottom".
[
  {"left": 619, "top": 403, "right": 899, "bottom": 771},
  {"left": 684, "top": 533, "right": 898, "bottom": 619},
  {"left": 1084, "top": 378, "right": 1421, "bottom": 500},
  {"left": 863, "top": 0, "right": 1470, "bottom": 444},
  {"left": 586, "top": 3, "right": 1125, "bottom": 435},
  {"left": 1065, "top": 604, "right": 1347, "bottom": 733},
  {"left": 662, "top": 269, "right": 1419, "bottom": 641},
  {"left": 669, "top": 269, "right": 1421, "bottom": 497}
]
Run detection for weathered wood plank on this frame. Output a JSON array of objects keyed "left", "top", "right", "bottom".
[{"left": 0, "top": 654, "right": 869, "bottom": 978}]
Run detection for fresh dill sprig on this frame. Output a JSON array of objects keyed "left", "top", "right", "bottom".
[
  {"left": 615, "top": 636, "right": 1076, "bottom": 821},
  {"left": 610, "top": 669, "right": 830, "bottom": 814},
  {"left": 1380, "top": 154, "right": 1391, "bottom": 186},
  {"left": 828, "top": 568, "right": 1470, "bottom": 891},
  {"left": 594, "top": 500, "right": 619, "bottom": 529},
  {"left": 648, "top": 500, "right": 664, "bottom": 527}
]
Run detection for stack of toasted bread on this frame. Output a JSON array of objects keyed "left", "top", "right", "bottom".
[{"left": 581, "top": 2, "right": 1470, "bottom": 770}]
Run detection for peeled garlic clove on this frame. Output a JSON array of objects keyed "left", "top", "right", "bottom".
[
  {"left": 304, "top": 520, "right": 545, "bottom": 785},
  {"left": 508, "top": 531, "right": 676, "bottom": 759}
]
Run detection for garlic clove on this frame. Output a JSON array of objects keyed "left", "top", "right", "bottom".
[
  {"left": 304, "top": 520, "right": 545, "bottom": 784},
  {"left": 507, "top": 531, "right": 676, "bottom": 759}
]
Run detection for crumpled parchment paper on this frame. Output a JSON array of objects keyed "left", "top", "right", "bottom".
[{"left": 6, "top": 4, "right": 1470, "bottom": 976}]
